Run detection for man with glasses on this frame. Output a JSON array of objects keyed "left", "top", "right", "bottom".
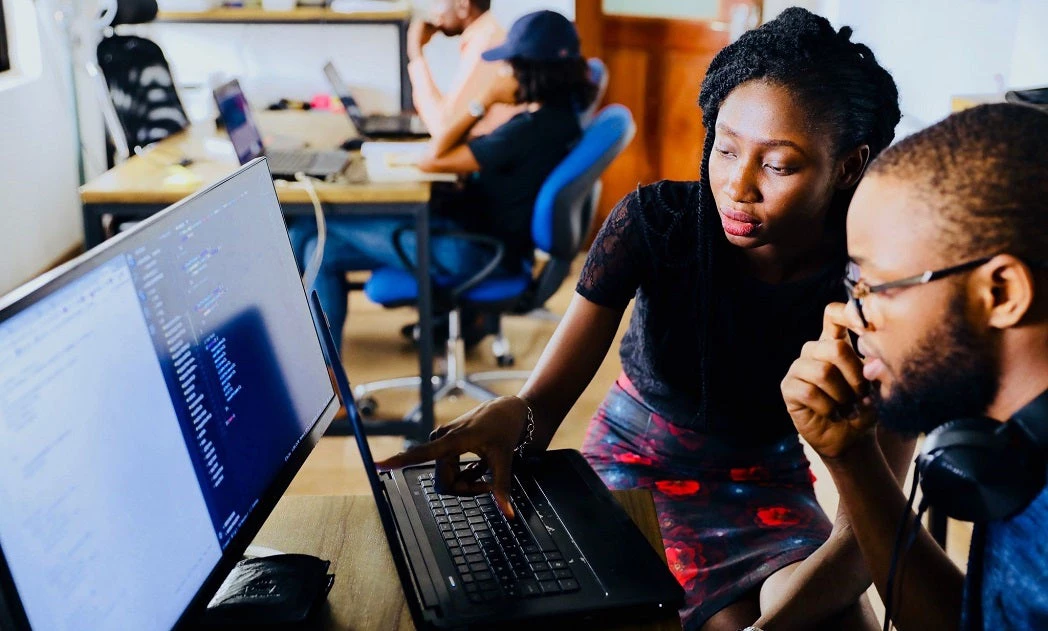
[{"left": 781, "top": 103, "right": 1048, "bottom": 630}]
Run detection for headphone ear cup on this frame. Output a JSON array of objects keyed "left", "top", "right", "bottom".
[{"left": 918, "top": 417, "right": 1046, "bottom": 522}]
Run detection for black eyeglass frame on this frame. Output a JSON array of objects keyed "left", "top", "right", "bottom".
[{"left": 844, "top": 256, "right": 995, "bottom": 328}]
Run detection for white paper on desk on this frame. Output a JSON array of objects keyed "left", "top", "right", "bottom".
[
  {"left": 361, "top": 141, "right": 458, "bottom": 183},
  {"left": 330, "top": 0, "right": 409, "bottom": 14}
]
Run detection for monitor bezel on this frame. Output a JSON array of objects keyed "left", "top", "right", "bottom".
[{"left": 0, "top": 159, "right": 341, "bottom": 630}]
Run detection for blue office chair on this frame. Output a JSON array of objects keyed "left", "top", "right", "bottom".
[
  {"left": 354, "top": 105, "right": 636, "bottom": 419},
  {"left": 579, "top": 58, "right": 609, "bottom": 128}
]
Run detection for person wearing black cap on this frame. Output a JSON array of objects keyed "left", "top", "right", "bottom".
[{"left": 291, "top": 10, "right": 595, "bottom": 348}]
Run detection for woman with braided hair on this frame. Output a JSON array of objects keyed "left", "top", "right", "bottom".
[{"left": 381, "top": 8, "right": 910, "bottom": 629}]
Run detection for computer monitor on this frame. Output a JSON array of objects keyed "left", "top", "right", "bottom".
[
  {"left": 0, "top": 159, "right": 339, "bottom": 630},
  {"left": 213, "top": 80, "right": 265, "bottom": 165}
]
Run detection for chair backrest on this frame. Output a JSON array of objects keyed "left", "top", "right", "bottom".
[
  {"left": 107, "top": 0, "right": 158, "bottom": 26},
  {"left": 578, "top": 58, "right": 609, "bottom": 128},
  {"left": 96, "top": 34, "right": 188, "bottom": 153},
  {"left": 525, "top": 104, "right": 635, "bottom": 307}
]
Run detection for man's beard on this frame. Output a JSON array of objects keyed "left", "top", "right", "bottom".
[{"left": 871, "top": 294, "right": 999, "bottom": 436}]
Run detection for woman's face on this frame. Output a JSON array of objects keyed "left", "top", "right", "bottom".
[{"left": 708, "top": 80, "right": 853, "bottom": 250}]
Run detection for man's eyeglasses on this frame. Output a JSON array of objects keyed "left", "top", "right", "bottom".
[{"left": 843, "top": 256, "right": 995, "bottom": 328}]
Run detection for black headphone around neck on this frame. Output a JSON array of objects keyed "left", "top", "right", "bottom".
[
  {"left": 881, "top": 390, "right": 1048, "bottom": 631},
  {"left": 916, "top": 388, "right": 1048, "bottom": 523}
]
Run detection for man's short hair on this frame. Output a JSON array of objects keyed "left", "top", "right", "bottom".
[
  {"left": 471, "top": 0, "right": 491, "bottom": 12},
  {"left": 868, "top": 103, "right": 1048, "bottom": 261}
]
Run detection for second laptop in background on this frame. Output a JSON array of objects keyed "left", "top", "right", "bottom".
[
  {"left": 213, "top": 79, "right": 350, "bottom": 179},
  {"left": 324, "top": 61, "right": 428, "bottom": 139}
]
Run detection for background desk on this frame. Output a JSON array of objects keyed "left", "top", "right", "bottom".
[
  {"left": 79, "top": 111, "right": 437, "bottom": 441},
  {"left": 251, "top": 492, "right": 681, "bottom": 631}
]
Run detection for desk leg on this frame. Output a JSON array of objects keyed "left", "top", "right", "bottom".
[
  {"left": 399, "top": 20, "right": 414, "bottom": 113},
  {"left": 414, "top": 205, "right": 435, "bottom": 441},
  {"left": 83, "top": 204, "right": 107, "bottom": 250}
]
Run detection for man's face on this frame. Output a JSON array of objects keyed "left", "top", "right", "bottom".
[
  {"left": 846, "top": 175, "right": 998, "bottom": 435},
  {"left": 428, "top": 0, "right": 468, "bottom": 36}
]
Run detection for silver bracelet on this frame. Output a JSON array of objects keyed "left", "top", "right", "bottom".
[
  {"left": 741, "top": 627, "right": 764, "bottom": 631},
  {"left": 514, "top": 399, "right": 535, "bottom": 457}
]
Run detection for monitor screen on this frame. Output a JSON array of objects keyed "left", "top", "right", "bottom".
[
  {"left": 0, "top": 160, "right": 336, "bottom": 630},
  {"left": 322, "top": 62, "right": 366, "bottom": 126},
  {"left": 214, "top": 80, "right": 265, "bottom": 165}
]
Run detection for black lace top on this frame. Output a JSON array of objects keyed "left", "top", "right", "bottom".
[{"left": 577, "top": 180, "right": 846, "bottom": 443}]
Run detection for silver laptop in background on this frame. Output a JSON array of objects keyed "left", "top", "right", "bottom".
[{"left": 323, "top": 61, "right": 428, "bottom": 138}]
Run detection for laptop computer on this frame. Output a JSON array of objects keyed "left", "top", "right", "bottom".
[
  {"left": 323, "top": 61, "right": 428, "bottom": 138},
  {"left": 213, "top": 79, "right": 350, "bottom": 179},
  {"left": 310, "top": 295, "right": 685, "bottom": 628},
  {"left": 0, "top": 160, "right": 340, "bottom": 630}
]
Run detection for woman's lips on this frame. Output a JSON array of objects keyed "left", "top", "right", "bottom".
[{"left": 719, "top": 208, "right": 761, "bottom": 237}]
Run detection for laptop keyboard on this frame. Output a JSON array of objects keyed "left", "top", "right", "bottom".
[
  {"left": 268, "top": 150, "right": 347, "bottom": 175},
  {"left": 267, "top": 150, "right": 315, "bottom": 174},
  {"left": 418, "top": 472, "right": 580, "bottom": 604}
]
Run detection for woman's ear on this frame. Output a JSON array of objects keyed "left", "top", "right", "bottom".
[{"left": 836, "top": 144, "right": 871, "bottom": 190}]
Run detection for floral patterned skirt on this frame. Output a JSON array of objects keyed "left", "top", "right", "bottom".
[{"left": 581, "top": 374, "right": 832, "bottom": 630}]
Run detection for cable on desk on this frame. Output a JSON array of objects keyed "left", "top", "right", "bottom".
[{"left": 295, "top": 172, "right": 327, "bottom": 293}]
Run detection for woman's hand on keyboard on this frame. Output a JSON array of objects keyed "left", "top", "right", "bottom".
[{"left": 375, "top": 396, "right": 532, "bottom": 519}]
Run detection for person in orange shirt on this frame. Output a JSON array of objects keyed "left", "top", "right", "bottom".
[{"left": 407, "top": 0, "right": 521, "bottom": 137}]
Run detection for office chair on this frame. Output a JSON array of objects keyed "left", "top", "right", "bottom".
[
  {"left": 579, "top": 58, "right": 609, "bottom": 128},
  {"left": 93, "top": 0, "right": 188, "bottom": 164},
  {"left": 354, "top": 105, "right": 636, "bottom": 420}
]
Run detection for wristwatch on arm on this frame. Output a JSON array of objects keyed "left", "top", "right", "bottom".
[{"left": 467, "top": 99, "right": 486, "bottom": 119}]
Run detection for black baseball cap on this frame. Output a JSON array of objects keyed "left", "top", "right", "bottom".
[{"left": 481, "top": 10, "right": 581, "bottom": 62}]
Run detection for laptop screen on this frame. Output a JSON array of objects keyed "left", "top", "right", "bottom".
[
  {"left": 214, "top": 79, "right": 266, "bottom": 164},
  {"left": 0, "top": 160, "right": 335, "bottom": 630},
  {"left": 322, "top": 61, "right": 366, "bottom": 128}
]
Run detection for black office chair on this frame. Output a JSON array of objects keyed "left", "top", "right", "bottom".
[{"left": 93, "top": 0, "right": 188, "bottom": 164}]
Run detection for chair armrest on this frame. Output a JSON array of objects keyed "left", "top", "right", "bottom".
[{"left": 390, "top": 226, "right": 507, "bottom": 300}]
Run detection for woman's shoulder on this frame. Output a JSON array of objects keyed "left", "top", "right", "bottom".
[
  {"left": 613, "top": 180, "right": 703, "bottom": 242},
  {"left": 616, "top": 179, "right": 699, "bottom": 217}
]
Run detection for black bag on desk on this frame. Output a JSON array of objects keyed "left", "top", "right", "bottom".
[{"left": 199, "top": 554, "right": 334, "bottom": 629}]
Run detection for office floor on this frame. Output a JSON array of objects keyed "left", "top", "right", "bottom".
[{"left": 286, "top": 255, "right": 973, "bottom": 593}]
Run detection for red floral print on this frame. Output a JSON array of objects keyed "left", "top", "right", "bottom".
[
  {"left": 665, "top": 543, "right": 701, "bottom": 591},
  {"left": 755, "top": 506, "right": 802, "bottom": 528},
  {"left": 655, "top": 479, "right": 701, "bottom": 496},
  {"left": 613, "top": 451, "right": 654, "bottom": 466},
  {"left": 730, "top": 466, "right": 771, "bottom": 482}
]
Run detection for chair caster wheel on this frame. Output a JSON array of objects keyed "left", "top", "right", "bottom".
[
  {"left": 496, "top": 354, "right": 515, "bottom": 368},
  {"left": 358, "top": 396, "right": 378, "bottom": 417}
]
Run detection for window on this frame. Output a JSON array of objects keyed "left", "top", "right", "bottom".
[{"left": 0, "top": 1, "right": 9, "bottom": 73}]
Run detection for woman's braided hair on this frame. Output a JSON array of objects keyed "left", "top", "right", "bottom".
[{"left": 641, "top": 7, "right": 901, "bottom": 423}]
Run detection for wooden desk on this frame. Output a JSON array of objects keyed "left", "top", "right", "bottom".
[
  {"left": 154, "top": 8, "right": 413, "bottom": 111},
  {"left": 251, "top": 492, "right": 681, "bottom": 631},
  {"left": 79, "top": 110, "right": 428, "bottom": 210},
  {"left": 80, "top": 111, "right": 437, "bottom": 442}
]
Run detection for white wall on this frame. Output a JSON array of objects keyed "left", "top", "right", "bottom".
[
  {"left": 0, "top": 0, "right": 83, "bottom": 294},
  {"left": 1009, "top": 0, "right": 1048, "bottom": 88},
  {"left": 144, "top": 0, "right": 574, "bottom": 124},
  {"left": 762, "top": 1, "right": 1048, "bottom": 137}
]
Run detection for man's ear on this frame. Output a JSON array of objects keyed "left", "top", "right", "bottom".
[
  {"left": 979, "top": 254, "right": 1036, "bottom": 330},
  {"left": 836, "top": 144, "right": 871, "bottom": 190}
]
